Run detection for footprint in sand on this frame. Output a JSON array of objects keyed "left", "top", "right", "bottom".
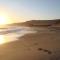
[
  {"left": 38, "top": 48, "right": 43, "bottom": 51},
  {"left": 43, "top": 49, "right": 52, "bottom": 54},
  {"left": 38, "top": 48, "right": 52, "bottom": 55}
]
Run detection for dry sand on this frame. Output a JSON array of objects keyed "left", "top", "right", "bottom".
[{"left": 0, "top": 27, "right": 60, "bottom": 60}]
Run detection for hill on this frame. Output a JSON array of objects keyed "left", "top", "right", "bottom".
[
  {"left": 9, "top": 19, "right": 60, "bottom": 27},
  {"left": 6, "top": 19, "right": 60, "bottom": 28}
]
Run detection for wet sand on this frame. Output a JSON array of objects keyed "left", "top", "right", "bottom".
[{"left": 0, "top": 27, "right": 60, "bottom": 60}]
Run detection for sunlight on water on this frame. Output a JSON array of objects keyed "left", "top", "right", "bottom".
[
  {"left": 0, "top": 35, "right": 8, "bottom": 44},
  {"left": 0, "top": 34, "right": 18, "bottom": 45},
  {"left": 0, "top": 27, "right": 37, "bottom": 45}
]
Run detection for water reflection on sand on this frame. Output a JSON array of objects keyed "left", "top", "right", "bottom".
[{"left": 0, "top": 27, "right": 36, "bottom": 44}]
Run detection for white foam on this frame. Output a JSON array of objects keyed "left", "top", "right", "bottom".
[{"left": 0, "top": 26, "right": 37, "bottom": 44}]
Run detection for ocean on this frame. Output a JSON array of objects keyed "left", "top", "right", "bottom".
[{"left": 0, "top": 26, "right": 36, "bottom": 44}]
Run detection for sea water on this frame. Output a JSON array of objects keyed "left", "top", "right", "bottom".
[{"left": 0, "top": 26, "right": 36, "bottom": 44}]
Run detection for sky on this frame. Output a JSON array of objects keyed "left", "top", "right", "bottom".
[{"left": 0, "top": 0, "right": 60, "bottom": 22}]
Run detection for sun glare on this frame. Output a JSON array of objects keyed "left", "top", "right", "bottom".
[
  {"left": 0, "top": 35, "right": 9, "bottom": 45},
  {"left": 0, "top": 13, "right": 13, "bottom": 25},
  {"left": 0, "top": 35, "right": 6, "bottom": 44},
  {"left": 0, "top": 16, "right": 8, "bottom": 25}
]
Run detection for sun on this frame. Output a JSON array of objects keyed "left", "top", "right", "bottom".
[{"left": 0, "top": 16, "right": 8, "bottom": 25}]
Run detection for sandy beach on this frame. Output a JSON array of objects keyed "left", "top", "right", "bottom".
[{"left": 0, "top": 26, "right": 60, "bottom": 60}]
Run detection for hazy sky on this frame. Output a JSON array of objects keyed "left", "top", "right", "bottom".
[{"left": 0, "top": 0, "right": 60, "bottom": 22}]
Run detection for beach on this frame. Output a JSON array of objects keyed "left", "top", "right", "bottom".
[{"left": 0, "top": 26, "right": 60, "bottom": 60}]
